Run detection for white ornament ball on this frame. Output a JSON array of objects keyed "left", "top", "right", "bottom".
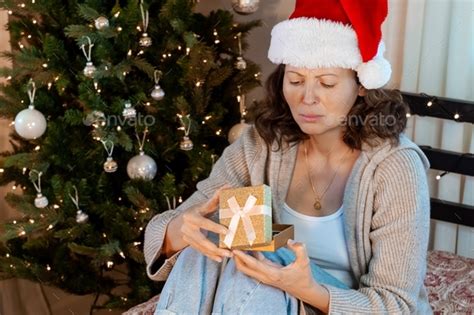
[
  {"left": 103, "top": 157, "right": 118, "bottom": 173},
  {"left": 179, "top": 136, "right": 194, "bottom": 151},
  {"left": 151, "top": 84, "right": 165, "bottom": 100},
  {"left": 14, "top": 105, "right": 47, "bottom": 139},
  {"left": 34, "top": 193, "right": 49, "bottom": 208},
  {"left": 228, "top": 121, "right": 250, "bottom": 144},
  {"left": 235, "top": 56, "right": 247, "bottom": 70},
  {"left": 83, "top": 61, "right": 97, "bottom": 78},
  {"left": 232, "top": 0, "right": 259, "bottom": 15},
  {"left": 76, "top": 210, "right": 89, "bottom": 223},
  {"left": 94, "top": 16, "right": 109, "bottom": 30},
  {"left": 139, "top": 33, "right": 152, "bottom": 47},
  {"left": 127, "top": 151, "right": 157, "bottom": 180}
]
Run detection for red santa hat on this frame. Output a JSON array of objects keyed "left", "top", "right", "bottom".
[{"left": 268, "top": 0, "right": 391, "bottom": 89}]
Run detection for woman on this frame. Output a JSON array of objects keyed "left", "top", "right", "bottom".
[{"left": 144, "top": 0, "right": 432, "bottom": 313}]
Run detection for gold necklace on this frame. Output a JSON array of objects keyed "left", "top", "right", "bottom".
[{"left": 303, "top": 141, "right": 350, "bottom": 211}]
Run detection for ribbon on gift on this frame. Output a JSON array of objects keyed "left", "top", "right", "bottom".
[{"left": 221, "top": 194, "right": 271, "bottom": 248}]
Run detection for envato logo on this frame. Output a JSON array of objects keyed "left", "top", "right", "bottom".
[
  {"left": 340, "top": 113, "right": 399, "bottom": 127},
  {"left": 83, "top": 111, "right": 156, "bottom": 127}
]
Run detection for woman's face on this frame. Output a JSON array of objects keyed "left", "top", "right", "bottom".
[{"left": 283, "top": 65, "right": 365, "bottom": 136}]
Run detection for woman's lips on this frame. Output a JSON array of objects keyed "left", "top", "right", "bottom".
[{"left": 300, "top": 114, "right": 324, "bottom": 122}]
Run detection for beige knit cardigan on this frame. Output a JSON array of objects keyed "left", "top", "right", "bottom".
[{"left": 144, "top": 126, "right": 433, "bottom": 314}]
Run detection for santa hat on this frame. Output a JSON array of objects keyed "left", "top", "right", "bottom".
[{"left": 268, "top": 0, "right": 391, "bottom": 89}]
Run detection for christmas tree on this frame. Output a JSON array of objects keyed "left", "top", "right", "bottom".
[{"left": 0, "top": 0, "right": 260, "bottom": 311}]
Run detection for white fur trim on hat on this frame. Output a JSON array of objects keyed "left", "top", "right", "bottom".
[{"left": 268, "top": 17, "right": 391, "bottom": 89}]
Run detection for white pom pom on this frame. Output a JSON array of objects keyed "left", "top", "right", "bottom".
[{"left": 356, "top": 57, "right": 392, "bottom": 89}]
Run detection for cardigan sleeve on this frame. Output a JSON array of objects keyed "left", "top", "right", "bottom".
[
  {"left": 322, "top": 149, "right": 431, "bottom": 314},
  {"left": 144, "top": 126, "right": 263, "bottom": 281}
]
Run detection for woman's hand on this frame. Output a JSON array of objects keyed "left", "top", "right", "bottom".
[
  {"left": 232, "top": 240, "right": 329, "bottom": 312},
  {"left": 179, "top": 188, "right": 233, "bottom": 263}
]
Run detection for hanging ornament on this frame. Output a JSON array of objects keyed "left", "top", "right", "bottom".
[
  {"left": 151, "top": 70, "right": 165, "bottom": 100},
  {"left": 228, "top": 86, "right": 250, "bottom": 144},
  {"left": 177, "top": 114, "right": 193, "bottom": 151},
  {"left": 69, "top": 186, "right": 88, "bottom": 224},
  {"left": 122, "top": 100, "right": 137, "bottom": 120},
  {"left": 80, "top": 36, "right": 96, "bottom": 78},
  {"left": 83, "top": 110, "right": 106, "bottom": 128},
  {"left": 232, "top": 0, "right": 259, "bottom": 15},
  {"left": 127, "top": 129, "right": 157, "bottom": 180},
  {"left": 94, "top": 16, "right": 109, "bottom": 30},
  {"left": 29, "top": 170, "right": 48, "bottom": 208},
  {"left": 235, "top": 32, "right": 247, "bottom": 70},
  {"left": 100, "top": 140, "right": 118, "bottom": 173},
  {"left": 14, "top": 80, "right": 47, "bottom": 140},
  {"left": 138, "top": 1, "right": 152, "bottom": 47}
]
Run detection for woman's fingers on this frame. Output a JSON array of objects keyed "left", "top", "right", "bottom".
[{"left": 182, "top": 229, "right": 232, "bottom": 262}]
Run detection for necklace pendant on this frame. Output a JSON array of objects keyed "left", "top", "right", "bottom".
[{"left": 313, "top": 200, "right": 322, "bottom": 210}]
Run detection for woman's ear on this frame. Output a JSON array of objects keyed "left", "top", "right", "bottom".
[{"left": 358, "top": 85, "right": 367, "bottom": 97}]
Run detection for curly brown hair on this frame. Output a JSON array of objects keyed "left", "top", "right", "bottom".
[{"left": 252, "top": 64, "right": 409, "bottom": 150}]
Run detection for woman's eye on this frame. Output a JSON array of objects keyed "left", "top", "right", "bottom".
[
  {"left": 290, "top": 81, "right": 302, "bottom": 85},
  {"left": 321, "top": 82, "right": 335, "bottom": 88}
]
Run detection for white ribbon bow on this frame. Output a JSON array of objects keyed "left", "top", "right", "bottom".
[{"left": 221, "top": 194, "right": 270, "bottom": 248}]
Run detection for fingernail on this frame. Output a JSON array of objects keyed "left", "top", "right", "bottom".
[{"left": 216, "top": 257, "right": 222, "bottom": 263}]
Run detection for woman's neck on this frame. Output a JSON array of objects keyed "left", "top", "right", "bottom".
[{"left": 306, "top": 128, "right": 350, "bottom": 160}]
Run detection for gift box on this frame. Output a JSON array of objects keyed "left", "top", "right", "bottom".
[
  {"left": 240, "top": 224, "right": 294, "bottom": 252},
  {"left": 219, "top": 185, "right": 272, "bottom": 249}
]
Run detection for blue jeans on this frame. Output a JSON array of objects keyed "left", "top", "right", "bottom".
[{"left": 155, "top": 243, "right": 348, "bottom": 314}]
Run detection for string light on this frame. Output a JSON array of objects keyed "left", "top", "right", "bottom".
[
  {"left": 178, "top": 196, "right": 183, "bottom": 203},
  {"left": 436, "top": 171, "right": 448, "bottom": 180},
  {"left": 119, "top": 251, "right": 125, "bottom": 259},
  {"left": 47, "top": 224, "right": 54, "bottom": 230},
  {"left": 1, "top": 168, "right": 5, "bottom": 173},
  {"left": 46, "top": 265, "right": 51, "bottom": 271},
  {"left": 53, "top": 204, "right": 60, "bottom": 209},
  {"left": 117, "top": 27, "right": 122, "bottom": 32},
  {"left": 215, "top": 129, "right": 222, "bottom": 135},
  {"left": 29, "top": 219, "right": 35, "bottom": 224},
  {"left": 6, "top": 253, "right": 9, "bottom": 257},
  {"left": 139, "top": 227, "right": 143, "bottom": 231},
  {"left": 12, "top": 185, "right": 17, "bottom": 190},
  {"left": 106, "top": 261, "right": 114, "bottom": 268},
  {"left": 42, "top": 63, "right": 48, "bottom": 68},
  {"left": 454, "top": 113, "right": 460, "bottom": 120},
  {"left": 34, "top": 145, "right": 41, "bottom": 151},
  {"left": 133, "top": 242, "right": 141, "bottom": 246},
  {"left": 406, "top": 113, "right": 411, "bottom": 118},
  {"left": 19, "top": 230, "right": 26, "bottom": 236},
  {"left": 8, "top": 10, "right": 12, "bottom": 15},
  {"left": 102, "top": 233, "right": 107, "bottom": 238},
  {"left": 114, "top": 11, "right": 121, "bottom": 18},
  {"left": 127, "top": 49, "right": 132, "bottom": 56},
  {"left": 427, "top": 100, "right": 433, "bottom": 107},
  {"left": 32, "top": 19, "right": 37, "bottom": 24},
  {"left": 117, "top": 126, "right": 122, "bottom": 131}
]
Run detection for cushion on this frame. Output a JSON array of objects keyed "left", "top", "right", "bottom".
[{"left": 425, "top": 250, "right": 474, "bottom": 314}]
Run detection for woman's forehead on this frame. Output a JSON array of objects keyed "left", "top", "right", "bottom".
[{"left": 284, "top": 65, "right": 352, "bottom": 77}]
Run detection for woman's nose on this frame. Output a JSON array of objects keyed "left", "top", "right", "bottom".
[{"left": 302, "top": 83, "right": 318, "bottom": 105}]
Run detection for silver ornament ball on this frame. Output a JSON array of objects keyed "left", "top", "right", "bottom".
[
  {"left": 151, "top": 85, "right": 165, "bottom": 100},
  {"left": 76, "top": 210, "right": 89, "bottom": 223},
  {"left": 235, "top": 56, "right": 247, "bottom": 70},
  {"left": 127, "top": 151, "right": 157, "bottom": 180},
  {"left": 83, "top": 61, "right": 97, "bottom": 78},
  {"left": 139, "top": 33, "right": 152, "bottom": 47},
  {"left": 228, "top": 121, "right": 250, "bottom": 144},
  {"left": 179, "top": 136, "right": 194, "bottom": 151},
  {"left": 14, "top": 105, "right": 47, "bottom": 139},
  {"left": 94, "top": 16, "right": 109, "bottom": 30},
  {"left": 232, "top": 0, "right": 259, "bottom": 15},
  {"left": 103, "top": 157, "right": 118, "bottom": 173},
  {"left": 34, "top": 193, "right": 49, "bottom": 208}
]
